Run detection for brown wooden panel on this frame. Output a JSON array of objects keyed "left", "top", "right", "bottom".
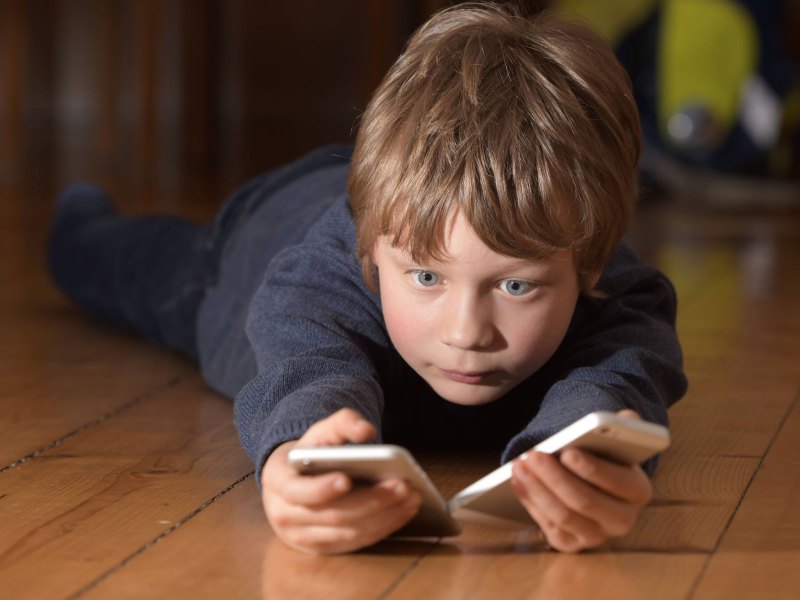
[
  {"left": 0, "top": 0, "right": 26, "bottom": 178},
  {"left": 177, "top": 0, "right": 217, "bottom": 176},
  {"left": 7, "top": 0, "right": 58, "bottom": 182},
  {"left": 1, "top": 0, "right": 446, "bottom": 185},
  {"left": 216, "top": 0, "right": 418, "bottom": 179}
]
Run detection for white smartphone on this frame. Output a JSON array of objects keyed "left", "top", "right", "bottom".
[
  {"left": 447, "top": 411, "right": 670, "bottom": 529},
  {"left": 287, "top": 444, "right": 462, "bottom": 537}
]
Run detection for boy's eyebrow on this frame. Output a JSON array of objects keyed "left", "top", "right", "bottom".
[
  {"left": 383, "top": 244, "right": 414, "bottom": 261},
  {"left": 385, "top": 242, "right": 565, "bottom": 273},
  {"left": 492, "top": 257, "right": 568, "bottom": 278},
  {"left": 384, "top": 243, "right": 433, "bottom": 262}
]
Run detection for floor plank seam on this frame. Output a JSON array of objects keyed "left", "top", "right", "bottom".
[
  {"left": 684, "top": 386, "right": 800, "bottom": 600},
  {"left": 620, "top": 547, "right": 711, "bottom": 555},
  {"left": 0, "top": 375, "right": 184, "bottom": 474},
  {"left": 376, "top": 541, "right": 441, "bottom": 600},
  {"left": 65, "top": 470, "right": 255, "bottom": 600}
]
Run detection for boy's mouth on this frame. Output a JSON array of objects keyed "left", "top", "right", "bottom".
[{"left": 440, "top": 369, "right": 496, "bottom": 385}]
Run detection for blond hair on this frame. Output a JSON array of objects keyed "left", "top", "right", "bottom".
[{"left": 348, "top": 2, "right": 641, "bottom": 293}]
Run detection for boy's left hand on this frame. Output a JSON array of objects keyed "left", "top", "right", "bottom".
[{"left": 510, "top": 410, "right": 654, "bottom": 553}]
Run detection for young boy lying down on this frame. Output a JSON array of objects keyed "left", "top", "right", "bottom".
[{"left": 49, "top": 3, "right": 687, "bottom": 554}]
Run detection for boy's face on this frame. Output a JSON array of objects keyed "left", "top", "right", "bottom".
[{"left": 373, "top": 211, "right": 583, "bottom": 406}]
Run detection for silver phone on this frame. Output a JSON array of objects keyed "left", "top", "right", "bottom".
[
  {"left": 287, "top": 444, "right": 461, "bottom": 537},
  {"left": 447, "top": 411, "right": 670, "bottom": 529}
]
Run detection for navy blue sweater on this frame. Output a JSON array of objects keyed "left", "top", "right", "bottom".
[{"left": 195, "top": 147, "right": 688, "bottom": 477}]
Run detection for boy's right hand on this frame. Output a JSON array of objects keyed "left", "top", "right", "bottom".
[{"left": 260, "top": 408, "right": 422, "bottom": 555}]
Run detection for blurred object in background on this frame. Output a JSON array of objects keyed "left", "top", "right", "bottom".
[{"left": 558, "top": 0, "right": 800, "bottom": 204}]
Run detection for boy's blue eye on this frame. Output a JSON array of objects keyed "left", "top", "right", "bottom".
[
  {"left": 500, "top": 279, "right": 530, "bottom": 296},
  {"left": 411, "top": 270, "right": 439, "bottom": 287}
]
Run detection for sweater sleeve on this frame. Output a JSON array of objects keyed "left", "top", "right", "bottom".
[
  {"left": 501, "top": 245, "right": 688, "bottom": 474},
  {"left": 233, "top": 206, "right": 391, "bottom": 477}
]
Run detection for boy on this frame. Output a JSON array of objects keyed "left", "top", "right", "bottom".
[{"left": 48, "top": 4, "right": 687, "bottom": 555}]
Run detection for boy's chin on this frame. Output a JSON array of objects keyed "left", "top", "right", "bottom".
[{"left": 427, "top": 380, "right": 508, "bottom": 406}]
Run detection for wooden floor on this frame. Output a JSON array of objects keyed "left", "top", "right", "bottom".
[{"left": 1, "top": 179, "right": 799, "bottom": 600}]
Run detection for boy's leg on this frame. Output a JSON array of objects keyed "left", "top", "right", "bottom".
[
  {"left": 47, "top": 145, "right": 355, "bottom": 360},
  {"left": 47, "top": 185, "right": 208, "bottom": 360}
]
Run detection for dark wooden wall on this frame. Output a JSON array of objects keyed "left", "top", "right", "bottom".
[{"left": 0, "top": 0, "right": 454, "bottom": 190}]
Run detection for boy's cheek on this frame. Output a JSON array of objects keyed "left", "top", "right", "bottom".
[
  {"left": 384, "top": 318, "right": 424, "bottom": 358},
  {"left": 381, "top": 297, "right": 427, "bottom": 347}
]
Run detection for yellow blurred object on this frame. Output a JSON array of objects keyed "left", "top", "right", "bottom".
[{"left": 659, "top": 0, "right": 758, "bottom": 141}]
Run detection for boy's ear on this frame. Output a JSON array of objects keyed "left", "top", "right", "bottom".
[
  {"left": 587, "top": 270, "right": 602, "bottom": 291},
  {"left": 367, "top": 248, "right": 381, "bottom": 291}
]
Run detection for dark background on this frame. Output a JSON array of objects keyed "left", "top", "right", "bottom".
[{"left": 0, "top": 0, "right": 466, "bottom": 201}]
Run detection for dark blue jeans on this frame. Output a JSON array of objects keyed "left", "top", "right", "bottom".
[
  {"left": 47, "top": 144, "right": 354, "bottom": 360},
  {"left": 47, "top": 195, "right": 212, "bottom": 360}
]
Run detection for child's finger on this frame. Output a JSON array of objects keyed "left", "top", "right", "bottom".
[
  {"left": 273, "top": 470, "right": 353, "bottom": 506},
  {"left": 617, "top": 409, "right": 642, "bottom": 420},
  {"left": 275, "top": 490, "right": 421, "bottom": 555},
  {"left": 560, "top": 448, "right": 653, "bottom": 506},
  {"left": 261, "top": 444, "right": 353, "bottom": 507},
  {"left": 298, "top": 408, "right": 377, "bottom": 447},
  {"left": 277, "top": 479, "right": 417, "bottom": 527},
  {"left": 511, "top": 458, "right": 604, "bottom": 551},
  {"left": 261, "top": 442, "right": 352, "bottom": 510},
  {"left": 522, "top": 452, "right": 641, "bottom": 538}
]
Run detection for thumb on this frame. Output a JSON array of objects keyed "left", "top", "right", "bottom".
[
  {"left": 617, "top": 409, "right": 642, "bottom": 421},
  {"left": 298, "top": 408, "right": 377, "bottom": 447}
]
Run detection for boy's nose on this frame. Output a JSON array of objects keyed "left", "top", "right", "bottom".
[{"left": 438, "top": 294, "right": 495, "bottom": 350}]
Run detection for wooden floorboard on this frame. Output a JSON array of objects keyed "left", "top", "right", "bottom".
[
  {"left": 1, "top": 332, "right": 191, "bottom": 469},
  {"left": 79, "top": 482, "right": 439, "bottom": 600},
  {"left": 1, "top": 182, "right": 799, "bottom": 599},
  {"left": 384, "top": 552, "right": 708, "bottom": 600},
  {"left": 692, "top": 391, "right": 800, "bottom": 600},
  {"left": 0, "top": 375, "right": 253, "bottom": 598}
]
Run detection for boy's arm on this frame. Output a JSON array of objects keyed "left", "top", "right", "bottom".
[
  {"left": 503, "top": 245, "right": 688, "bottom": 471},
  {"left": 503, "top": 247, "right": 686, "bottom": 552},
  {"left": 233, "top": 223, "right": 391, "bottom": 481},
  {"left": 234, "top": 232, "right": 425, "bottom": 553}
]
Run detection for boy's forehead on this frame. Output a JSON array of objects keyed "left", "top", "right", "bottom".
[
  {"left": 379, "top": 233, "right": 570, "bottom": 269},
  {"left": 374, "top": 204, "right": 577, "bottom": 272}
]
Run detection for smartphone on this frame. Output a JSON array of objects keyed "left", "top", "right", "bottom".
[
  {"left": 287, "top": 444, "right": 462, "bottom": 537},
  {"left": 447, "top": 411, "right": 670, "bottom": 529}
]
